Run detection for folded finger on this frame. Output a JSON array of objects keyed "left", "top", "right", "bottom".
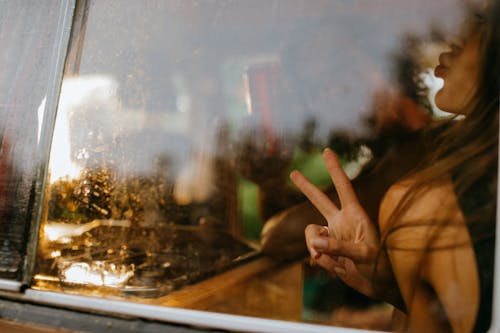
[
  {"left": 305, "top": 224, "right": 329, "bottom": 239},
  {"left": 305, "top": 224, "right": 329, "bottom": 259},
  {"left": 313, "top": 254, "right": 345, "bottom": 278},
  {"left": 335, "top": 258, "right": 375, "bottom": 297},
  {"left": 311, "top": 236, "right": 375, "bottom": 264}
]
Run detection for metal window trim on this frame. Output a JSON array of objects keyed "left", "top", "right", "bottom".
[
  {"left": 23, "top": 289, "right": 369, "bottom": 333},
  {"left": 0, "top": 279, "right": 22, "bottom": 292},
  {"left": 21, "top": 0, "right": 77, "bottom": 286}
]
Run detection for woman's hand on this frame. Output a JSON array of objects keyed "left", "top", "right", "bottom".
[
  {"left": 290, "top": 148, "right": 393, "bottom": 301},
  {"left": 303, "top": 223, "right": 378, "bottom": 298}
]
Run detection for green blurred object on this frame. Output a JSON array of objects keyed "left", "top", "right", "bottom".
[
  {"left": 289, "top": 147, "right": 334, "bottom": 188},
  {"left": 237, "top": 147, "right": 341, "bottom": 240},
  {"left": 237, "top": 176, "right": 263, "bottom": 240}
]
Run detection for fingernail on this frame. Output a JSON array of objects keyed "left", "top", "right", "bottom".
[
  {"left": 312, "top": 238, "right": 328, "bottom": 250},
  {"left": 323, "top": 147, "right": 334, "bottom": 155},
  {"left": 334, "top": 267, "right": 347, "bottom": 275},
  {"left": 319, "top": 226, "right": 329, "bottom": 236}
]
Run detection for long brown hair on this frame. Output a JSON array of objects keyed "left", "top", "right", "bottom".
[{"left": 374, "top": 0, "right": 500, "bottom": 325}]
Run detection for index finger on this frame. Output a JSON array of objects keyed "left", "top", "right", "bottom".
[
  {"left": 290, "top": 169, "right": 339, "bottom": 218},
  {"left": 323, "top": 148, "right": 359, "bottom": 207}
]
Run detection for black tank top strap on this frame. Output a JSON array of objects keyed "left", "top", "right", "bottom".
[{"left": 453, "top": 170, "right": 496, "bottom": 333}]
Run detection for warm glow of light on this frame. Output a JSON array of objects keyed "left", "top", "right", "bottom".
[
  {"left": 49, "top": 75, "right": 118, "bottom": 183},
  {"left": 44, "top": 222, "right": 79, "bottom": 243},
  {"left": 44, "top": 220, "right": 131, "bottom": 243},
  {"left": 61, "top": 261, "right": 134, "bottom": 287}
]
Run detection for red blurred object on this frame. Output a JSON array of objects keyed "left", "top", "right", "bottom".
[
  {"left": 373, "top": 89, "right": 432, "bottom": 134},
  {"left": 244, "top": 62, "right": 283, "bottom": 155}
]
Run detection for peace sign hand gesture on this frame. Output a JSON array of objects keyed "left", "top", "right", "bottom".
[{"left": 290, "top": 148, "right": 385, "bottom": 299}]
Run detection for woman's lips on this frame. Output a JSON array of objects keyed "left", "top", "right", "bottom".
[{"left": 434, "top": 64, "right": 447, "bottom": 78}]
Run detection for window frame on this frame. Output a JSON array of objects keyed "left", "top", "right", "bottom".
[
  {"left": 0, "top": 0, "right": 76, "bottom": 290},
  {"left": 0, "top": 1, "right": 498, "bottom": 333}
]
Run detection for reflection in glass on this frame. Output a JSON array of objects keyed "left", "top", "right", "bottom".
[
  {"left": 32, "top": 0, "right": 479, "bottom": 330},
  {"left": 0, "top": 1, "right": 70, "bottom": 279}
]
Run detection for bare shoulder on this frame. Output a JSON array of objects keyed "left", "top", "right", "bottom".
[
  {"left": 379, "top": 177, "right": 479, "bottom": 333},
  {"left": 379, "top": 177, "right": 465, "bottom": 235}
]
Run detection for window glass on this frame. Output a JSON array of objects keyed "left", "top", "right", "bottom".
[
  {"left": 0, "top": 1, "right": 72, "bottom": 280},
  {"left": 33, "top": 0, "right": 497, "bottom": 331}
]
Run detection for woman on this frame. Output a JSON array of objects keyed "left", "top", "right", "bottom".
[{"left": 291, "top": 2, "right": 499, "bottom": 332}]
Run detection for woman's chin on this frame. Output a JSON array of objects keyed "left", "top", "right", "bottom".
[
  {"left": 435, "top": 86, "right": 477, "bottom": 115},
  {"left": 434, "top": 92, "right": 450, "bottom": 112},
  {"left": 434, "top": 92, "right": 463, "bottom": 115}
]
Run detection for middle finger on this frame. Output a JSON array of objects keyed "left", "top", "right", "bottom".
[{"left": 290, "top": 170, "right": 339, "bottom": 218}]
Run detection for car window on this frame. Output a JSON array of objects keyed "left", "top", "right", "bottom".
[{"left": 25, "top": 1, "right": 497, "bottom": 331}]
